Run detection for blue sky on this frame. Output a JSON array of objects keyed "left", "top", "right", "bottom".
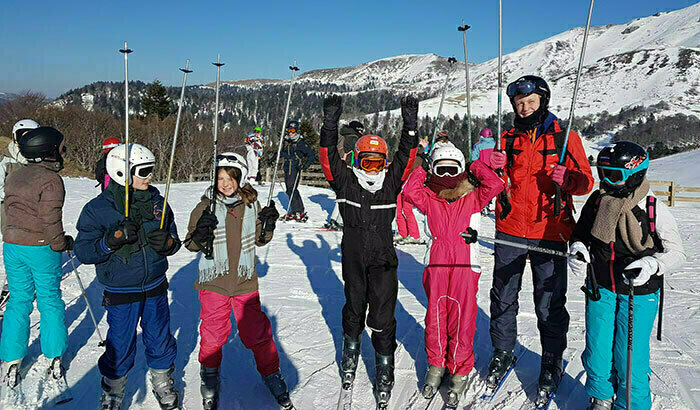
[{"left": 1, "top": 0, "right": 696, "bottom": 97}]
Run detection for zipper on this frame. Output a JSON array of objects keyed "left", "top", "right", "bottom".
[
  {"left": 609, "top": 242, "right": 616, "bottom": 293},
  {"left": 522, "top": 133, "right": 538, "bottom": 238}
]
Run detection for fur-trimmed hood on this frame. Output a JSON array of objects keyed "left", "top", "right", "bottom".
[{"left": 437, "top": 179, "right": 474, "bottom": 201}]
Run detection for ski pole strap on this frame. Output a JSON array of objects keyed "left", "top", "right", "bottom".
[
  {"left": 580, "top": 260, "right": 601, "bottom": 302},
  {"left": 554, "top": 183, "right": 562, "bottom": 217}
]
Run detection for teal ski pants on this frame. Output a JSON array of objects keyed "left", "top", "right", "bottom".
[
  {"left": 0, "top": 243, "right": 67, "bottom": 362},
  {"left": 582, "top": 286, "right": 659, "bottom": 410}
]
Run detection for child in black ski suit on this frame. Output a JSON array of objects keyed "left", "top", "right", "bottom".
[{"left": 318, "top": 94, "right": 418, "bottom": 407}]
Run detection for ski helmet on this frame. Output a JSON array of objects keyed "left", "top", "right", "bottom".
[
  {"left": 348, "top": 120, "right": 365, "bottom": 135},
  {"left": 106, "top": 143, "right": 156, "bottom": 186},
  {"left": 596, "top": 141, "right": 649, "bottom": 197},
  {"left": 102, "top": 137, "right": 121, "bottom": 153},
  {"left": 216, "top": 152, "right": 248, "bottom": 184},
  {"left": 18, "top": 126, "right": 64, "bottom": 164},
  {"left": 480, "top": 128, "right": 493, "bottom": 139},
  {"left": 354, "top": 135, "right": 388, "bottom": 172},
  {"left": 287, "top": 120, "right": 300, "bottom": 131},
  {"left": 506, "top": 75, "right": 550, "bottom": 111},
  {"left": 431, "top": 144, "right": 465, "bottom": 177},
  {"left": 12, "top": 119, "right": 40, "bottom": 141},
  {"left": 436, "top": 131, "right": 449, "bottom": 142},
  {"left": 254, "top": 126, "right": 262, "bottom": 132}
]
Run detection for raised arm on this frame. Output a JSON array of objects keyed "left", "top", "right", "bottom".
[
  {"left": 319, "top": 95, "right": 351, "bottom": 189},
  {"left": 386, "top": 96, "right": 419, "bottom": 189}
]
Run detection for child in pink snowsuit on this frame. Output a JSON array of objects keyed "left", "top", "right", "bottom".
[{"left": 402, "top": 144, "right": 504, "bottom": 405}]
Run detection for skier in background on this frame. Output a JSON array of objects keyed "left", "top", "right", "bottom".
[
  {"left": 318, "top": 94, "right": 418, "bottom": 409},
  {"left": 245, "top": 130, "right": 264, "bottom": 186},
  {"left": 569, "top": 142, "right": 685, "bottom": 410},
  {"left": 184, "top": 152, "right": 290, "bottom": 410},
  {"left": 0, "top": 127, "right": 72, "bottom": 388},
  {"left": 94, "top": 137, "right": 120, "bottom": 191},
  {"left": 0, "top": 119, "right": 39, "bottom": 314},
  {"left": 74, "top": 143, "right": 181, "bottom": 410},
  {"left": 471, "top": 128, "right": 496, "bottom": 214},
  {"left": 324, "top": 120, "right": 365, "bottom": 230},
  {"left": 280, "top": 120, "right": 315, "bottom": 222}
]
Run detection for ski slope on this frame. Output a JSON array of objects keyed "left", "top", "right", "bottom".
[{"left": 0, "top": 172, "right": 698, "bottom": 409}]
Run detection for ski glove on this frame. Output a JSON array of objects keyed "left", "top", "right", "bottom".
[
  {"left": 490, "top": 151, "right": 506, "bottom": 170},
  {"left": 551, "top": 164, "right": 569, "bottom": 190},
  {"left": 191, "top": 211, "right": 218, "bottom": 244},
  {"left": 105, "top": 220, "right": 140, "bottom": 250},
  {"left": 147, "top": 229, "right": 178, "bottom": 256},
  {"left": 62, "top": 235, "right": 74, "bottom": 252},
  {"left": 568, "top": 241, "right": 590, "bottom": 277},
  {"left": 623, "top": 256, "right": 659, "bottom": 286},
  {"left": 462, "top": 227, "right": 478, "bottom": 244},
  {"left": 259, "top": 202, "right": 280, "bottom": 233},
  {"left": 323, "top": 95, "right": 343, "bottom": 126},
  {"left": 400, "top": 95, "right": 419, "bottom": 131}
]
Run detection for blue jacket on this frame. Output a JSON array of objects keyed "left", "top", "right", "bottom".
[
  {"left": 470, "top": 136, "right": 496, "bottom": 162},
  {"left": 280, "top": 137, "right": 315, "bottom": 175},
  {"left": 74, "top": 186, "right": 180, "bottom": 293}
]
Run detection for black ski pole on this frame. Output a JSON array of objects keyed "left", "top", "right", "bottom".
[
  {"left": 205, "top": 54, "right": 224, "bottom": 260},
  {"left": 625, "top": 271, "right": 639, "bottom": 410},
  {"left": 554, "top": 0, "right": 595, "bottom": 217},
  {"left": 458, "top": 21, "right": 473, "bottom": 159},
  {"left": 67, "top": 251, "right": 105, "bottom": 347},
  {"left": 459, "top": 230, "right": 583, "bottom": 261},
  {"left": 429, "top": 56, "right": 458, "bottom": 155}
]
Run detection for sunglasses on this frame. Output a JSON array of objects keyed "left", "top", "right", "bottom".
[
  {"left": 433, "top": 164, "right": 461, "bottom": 177},
  {"left": 359, "top": 157, "right": 386, "bottom": 172},
  {"left": 132, "top": 164, "right": 154, "bottom": 179},
  {"left": 506, "top": 80, "right": 537, "bottom": 98}
]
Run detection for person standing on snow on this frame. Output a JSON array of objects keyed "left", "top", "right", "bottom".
[
  {"left": 324, "top": 120, "right": 365, "bottom": 230},
  {"left": 401, "top": 144, "right": 504, "bottom": 407},
  {"left": 471, "top": 128, "right": 497, "bottom": 214},
  {"left": 0, "top": 127, "right": 73, "bottom": 388},
  {"left": 95, "top": 137, "right": 121, "bottom": 191},
  {"left": 280, "top": 120, "right": 315, "bottom": 222},
  {"left": 318, "top": 94, "right": 418, "bottom": 408},
  {"left": 486, "top": 75, "right": 594, "bottom": 396},
  {"left": 73, "top": 143, "right": 181, "bottom": 410},
  {"left": 0, "top": 119, "right": 39, "bottom": 313},
  {"left": 569, "top": 142, "right": 685, "bottom": 410},
  {"left": 245, "top": 130, "right": 264, "bottom": 186},
  {"left": 183, "top": 152, "right": 290, "bottom": 410}
]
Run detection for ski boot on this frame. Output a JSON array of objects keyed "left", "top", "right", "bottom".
[
  {"left": 295, "top": 212, "right": 308, "bottom": 223},
  {"left": 200, "top": 365, "right": 220, "bottom": 410},
  {"left": 1, "top": 359, "right": 21, "bottom": 388},
  {"left": 535, "top": 352, "right": 564, "bottom": 406},
  {"left": 446, "top": 373, "right": 470, "bottom": 408},
  {"left": 486, "top": 349, "right": 515, "bottom": 389},
  {"left": 587, "top": 397, "right": 613, "bottom": 410},
  {"left": 323, "top": 219, "right": 343, "bottom": 231},
  {"left": 263, "top": 370, "right": 294, "bottom": 409},
  {"left": 373, "top": 352, "right": 394, "bottom": 409},
  {"left": 149, "top": 366, "right": 180, "bottom": 410},
  {"left": 100, "top": 375, "right": 127, "bottom": 410},
  {"left": 47, "top": 357, "right": 65, "bottom": 380},
  {"left": 421, "top": 365, "right": 445, "bottom": 399},
  {"left": 340, "top": 334, "right": 361, "bottom": 389}
]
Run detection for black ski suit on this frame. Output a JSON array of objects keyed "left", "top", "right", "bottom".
[
  {"left": 319, "top": 124, "right": 417, "bottom": 355},
  {"left": 280, "top": 137, "right": 315, "bottom": 214}
]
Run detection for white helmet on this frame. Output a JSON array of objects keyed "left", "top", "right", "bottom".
[
  {"left": 106, "top": 143, "right": 156, "bottom": 186},
  {"left": 12, "top": 119, "right": 40, "bottom": 141},
  {"left": 216, "top": 152, "right": 248, "bottom": 184},
  {"left": 431, "top": 145, "right": 466, "bottom": 176}
]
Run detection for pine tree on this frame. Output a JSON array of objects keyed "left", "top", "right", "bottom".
[
  {"left": 300, "top": 119, "right": 319, "bottom": 152},
  {"left": 141, "top": 80, "right": 172, "bottom": 120}
]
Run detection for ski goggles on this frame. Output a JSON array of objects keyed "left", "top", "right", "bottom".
[
  {"left": 132, "top": 163, "right": 154, "bottom": 179},
  {"left": 287, "top": 128, "right": 296, "bottom": 134},
  {"left": 433, "top": 164, "right": 461, "bottom": 177},
  {"left": 506, "top": 80, "right": 538, "bottom": 98},
  {"left": 359, "top": 157, "right": 386, "bottom": 172},
  {"left": 597, "top": 156, "right": 649, "bottom": 185},
  {"left": 216, "top": 154, "right": 245, "bottom": 167}
]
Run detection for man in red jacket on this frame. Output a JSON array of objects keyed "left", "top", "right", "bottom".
[{"left": 486, "top": 75, "right": 594, "bottom": 396}]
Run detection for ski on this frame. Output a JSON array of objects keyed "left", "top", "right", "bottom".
[
  {"left": 480, "top": 345, "right": 525, "bottom": 402},
  {"left": 42, "top": 369, "right": 73, "bottom": 406},
  {"left": 336, "top": 383, "right": 353, "bottom": 410},
  {"left": 532, "top": 357, "right": 571, "bottom": 409}
]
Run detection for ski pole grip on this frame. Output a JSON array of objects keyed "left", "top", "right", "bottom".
[{"left": 553, "top": 182, "right": 562, "bottom": 217}]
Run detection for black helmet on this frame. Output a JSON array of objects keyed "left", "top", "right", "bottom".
[
  {"left": 506, "top": 75, "right": 551, "bottom": 111},
  {"left": 287, "top": 120, "right": 300, "bottom": 130},
  {"left": 596, "top": 141, "right": 649, "bottom": 197},
  {"left": 18, "top": 126, "right": 65, "bottom": 163},
  {"left": 348, "top": 120, "right": 365, "bottom": 135}
]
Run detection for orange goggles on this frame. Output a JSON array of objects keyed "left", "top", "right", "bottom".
[
  {"left": 287, "top": 128, "right": 296, "bottom": 134},
  {"left": 359, "top": 157, "right": 386, "bottom": 172}
]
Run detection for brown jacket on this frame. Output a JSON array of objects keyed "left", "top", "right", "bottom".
[
  {"left": 3, "top": 162, "right": 67, "bottom": 250},
  {"left": 185, "top": 197, "right": 273, "bottom": 296}
]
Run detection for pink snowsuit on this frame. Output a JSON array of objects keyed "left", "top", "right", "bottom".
[{"left": 402, "top": 160, "right": 504, "bottom": 375}]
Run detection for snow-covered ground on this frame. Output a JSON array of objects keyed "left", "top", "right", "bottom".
[{"left": 0, "top": 153, "right": 699, "bottom": 409}]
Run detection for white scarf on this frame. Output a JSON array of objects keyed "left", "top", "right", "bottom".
[
  {"left": 7, "top": 141, "right": 28, "bottom": 164},
  {"left": 353, "top": 167, "right": 386, "bottom": 194}
]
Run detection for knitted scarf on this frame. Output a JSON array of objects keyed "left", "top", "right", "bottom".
[
  {"left": 107, "top": 183, "right": 154, "bottom": 262},
  {"left": 591, "top": 179, "right": 653, "bottom": 254}
]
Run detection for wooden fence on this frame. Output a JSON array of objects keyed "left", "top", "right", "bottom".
[
  {"left": 648, "top": 180, "right": 700, "bottom": 206},
  {"left": 189, "top": 164, "right": 329, "bottom": 188}
]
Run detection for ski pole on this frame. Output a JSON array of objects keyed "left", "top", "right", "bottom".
[
  {"left": 119, "top": 42, "right": 133, "bottom": 218},
  {"left": 554, "top": 0, "right": 595, "bottom": 217},
  {"left": 459, "top": 230, "right": 584, "bottom": 261},
  {"left": 283, "top": 170, "right": 302, "bottom": 221},
  {"left": 458, "top": 21, "right": 473, "bottom": 159},
  {"left": 204, "top": 54, "right": 224, "bottom": 260},
  {"left": 626, "top": 274, "right": 637, "bottom": 410},
  {"left": 496, "top": 0, "right": 503, "bottom": 152},
  {"left": 161, "top": 59, "right": 192, "bottom": 229},
  {"left": 67, "top": 251, "right": 105, "bottom": 347},
  {"left": 266, "top": 61, "right": 300, "bottom": 208},
  {"left": 429, "top": 56, "right": 458, "bottom": 155}
]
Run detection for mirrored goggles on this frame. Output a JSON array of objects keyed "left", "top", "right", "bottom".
[
  {"left": 133, "top": 163, "right": 154, "bottom": 179},
  {"left": 287, "top": 128, "right": 296, "bottom": 134},
  {"left": 359, "top": 157, "right": 386, "bottom": 172}
]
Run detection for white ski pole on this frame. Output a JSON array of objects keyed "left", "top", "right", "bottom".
[
  {"left": 429, "top": 56, "right": 458, "bottom": 155},
  {"left": 119, "top": 42, "right": 132, "bottom": 218},
  {"left": 458, "top": 21, "right": 473, "bottom": 158}
]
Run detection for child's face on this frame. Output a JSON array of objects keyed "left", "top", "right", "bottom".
[
  {"left": 132, "top": 175, "right": 151, "bottom": 190},
  {"left": 217, "top": 168, "right": 238, "bottom": 197},
  {"left": 359, "top": 152, "right": 385, "bottom": 175}
]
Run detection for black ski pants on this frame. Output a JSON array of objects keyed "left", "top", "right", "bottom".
[
  {"left": 340, "top": 233, "right": 398, "bottom": 356},
  {"left": 489, "top": 231, "right": 570, "bottom": 357},
  {"left": 284, "top": 170, "right": 304, "bottom": 213}
]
